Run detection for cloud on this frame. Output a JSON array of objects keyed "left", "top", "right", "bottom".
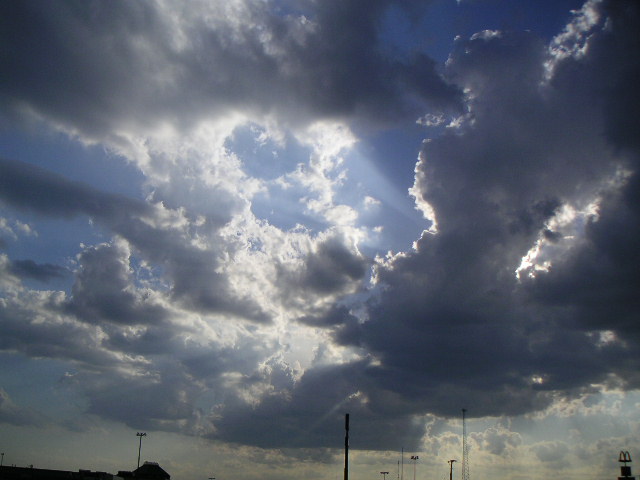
[
  {"left": 0, "top": 0, "right": 638, "bottom": 461},
  {"left": 524, "top": 0, "right": 640, "bottom": 352},
  {"left": 0, "top": 244, "right": 280, "bottom": 434},
  {"left": 9, "top": 259, "right": 69, "bottom": 283},
  {"left": 0, "top": 0, "right": 461, "bottom": 146},
  {"left": 0, "top": 286, "right": 124, "bottom": 369},
  {"left": 0, "top": 388, "right": 48, "bottom": 427},
  {"left": 297, "top": 235, "right": 369, "bottom": 295},
  {"left": 65, "top": 240, "right": 169, "bottom": 326},
  {"left": 0, "top": 145, "right": 372, "bottom": 440},
  {"left": 0, "top": 157, "right": 150, "bottom": 220},
  {"left": 212, "top": 360, "right": 426, "bottom": 451},
  {"left": 0, "top": 217, "right": 36, "bottom": 245},
  {"left": 317, "top": 0, "right": 640, "bottom": 422},
  {"left": 0, "top": 156, "right": 269, "bottom": 322},
  {"left": 532, "top": 440, "right": 570, "bottom": 464},
  {"left": 477, "top": 426, "right": 522, "bottom": 456}
]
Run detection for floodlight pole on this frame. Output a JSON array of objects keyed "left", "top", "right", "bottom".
[
  {"left": 410, "top": 456, "right": 419, "bottom": 480},
  {"left": 448, "top": 459, "right": 457, "bottom": 480},
  {"left": 136, "top": 432, "right": 147, "bottom": 468}
]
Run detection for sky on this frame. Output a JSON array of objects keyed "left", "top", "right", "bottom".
[{"left": 0, "top": 1, "right": 639, "bottom": 479}]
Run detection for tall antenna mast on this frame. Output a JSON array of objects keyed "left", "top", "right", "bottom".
[{"left": 462, "top": 409, "right": 470, "bottom": 480}]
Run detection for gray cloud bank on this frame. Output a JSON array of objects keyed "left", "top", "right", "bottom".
[{"left": 0, "top": 0, "right": 639, "bottom": 455}]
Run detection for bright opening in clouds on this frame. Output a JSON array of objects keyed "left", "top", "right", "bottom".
[{"left": 1, "top": 1, "right": 639, "bottom": 479}]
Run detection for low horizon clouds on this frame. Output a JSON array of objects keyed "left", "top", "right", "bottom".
[{"left": 1, "top": 0, "right": 639, "bottom": 470}]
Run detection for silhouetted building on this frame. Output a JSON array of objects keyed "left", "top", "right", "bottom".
[
  {"left": 0, "top": 462, "right": 169, "bottom": 480},
  {"left": 132, "top": 462, "right": 169, "bottom": 480},
  {"left": 0, "top": 465, "right": 112, "bottom": 480}
]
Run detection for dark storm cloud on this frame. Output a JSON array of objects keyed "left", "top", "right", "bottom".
[
  {"left": 360, "top": 0, "right": 640, "bottom": 415},
  {"left": 521, "top": 0, "right": 640, "bottom": 388},
  {"left": 0, "top": 0, "right": 171, "bottom": 137},
  {"left": 301, "top": 236, "right": 369, "bottom": 294},
  {"left": 65, "top": 241, "right": 168, "bottom": 326},
  {"left": 272, "top": 233, "right": 371, "bottom": 314},
  {"left": 0, "top": 157, "right": 268, "bottom": 322},
  {"left": 213, "top": 360, "right": 426, "bottom": 451},
  {"left": 528, "top": 180, "right": 640, "bottom": 333},
  {"left": 591, "top": 1, "right": 640, "bottom": 154},
  {"left": 272, "top": 0, "right": 463, "bottom": 122},
  {"left": 277, "top": 0, "right": 640, "bottom": 425},
  {"left": 9, "top": 259, "right": 68, "bottom": 283},
  {"left": 526, "top": 0, "right": 640, "bottom": 336},
  {"left": 0, "top": 157, "right": 150, "bottom": 220},
  {"left": 0, "top": 0, "right": 461, "bottom": 139}
]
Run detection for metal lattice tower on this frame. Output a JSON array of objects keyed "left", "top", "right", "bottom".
[{"left": 462, "top": 409, "right": 470, "bottom": 480}]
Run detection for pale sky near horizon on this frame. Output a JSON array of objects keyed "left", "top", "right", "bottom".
[{"left": 1, "top": 1, "right": 639, "bottom": 479}]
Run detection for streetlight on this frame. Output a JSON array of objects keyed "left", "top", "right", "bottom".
[
  {"left": 410, "top": 456, "right": 418, "bottom": 480},
  {"left": 136, "top": 432, "right": 147, "bottom": 469},
  {"left": 448, "top": 459, "right": 457, "bottom": 480},
  {"left": 380, "top": 471, "right": 389, "bottom": 480}
]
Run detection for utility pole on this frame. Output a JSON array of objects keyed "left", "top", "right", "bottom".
[
  {"left": 380, "top": 471, "right": 389, "bottom": 480},
  {"left": 344, "top": 414, "right": 349, "bottom": 480},
  {"left": 136, "top": 432, "right": 147, "bottom": 469}
]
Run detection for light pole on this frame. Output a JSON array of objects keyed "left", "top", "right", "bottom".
[
  {"left": 410, "top": 456, "right": 418, "bottom": 480},
  {"left": 381, "top": 471, "right": 389, "bottom": 480},
  {"left": 448, "top": 459, "right": 457, "bottom": 480},
  {"left": 136, "top": 432, "right": 147, "bottom": 469}
]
